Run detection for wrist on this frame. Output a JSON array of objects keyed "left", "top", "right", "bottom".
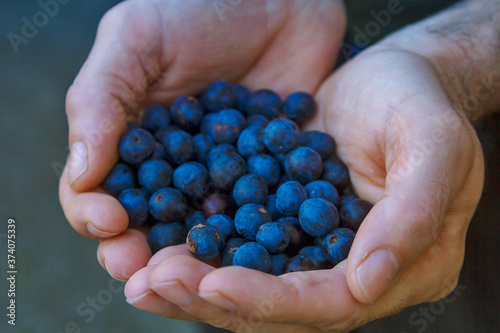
[{"left": 375, "top": 0, "right": 500, "bottom": 121}]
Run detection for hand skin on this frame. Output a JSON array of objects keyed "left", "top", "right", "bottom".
[
  {"left": 60, "top": 0, "right": 500, "bottom": 332},
  {"left": 59, "top": 0, "right": 345, "bottom": 298}
]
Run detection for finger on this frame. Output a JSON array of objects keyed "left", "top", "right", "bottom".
[
  {"left": 125, "top": 265, "right": 198, "bottom": 321},
  {"left": 198, "top": 262, "right": 367, "bottom": 329},
  {"left": 150, "top": 255, "right": 239, "bottom": 330},
  {"left": 239, "top": 0, "right": 345, "bottom": 96},
  {"left": 65, "top": 1, "right": 165, "bottom": 191},
  {"left": 97, "top": 228, "right": 151, "bottom": 281},
  {"left": 59, "top": 165, "right": 128, "bottom": 239},
  {"left": 346, "top": 106, "right": 476, "bottom": 304},
  {"left": 148, "top": 244, "right": 192, "bottom": 266}
]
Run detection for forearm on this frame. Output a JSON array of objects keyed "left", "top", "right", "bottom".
[{"left": 377, "top": 0, "right": 500, "bottom": 121}]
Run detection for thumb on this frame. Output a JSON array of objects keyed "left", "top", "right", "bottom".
[
  {"left": 65, "top": 2, "right": 163, "bottom": 191},
  {"left": 345, "top": 110, "right": 475, "bottom": 304}
]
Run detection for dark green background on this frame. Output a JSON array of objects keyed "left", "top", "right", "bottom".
[{"left": 0, "top": 1, "right": 498, "bottom": 332}]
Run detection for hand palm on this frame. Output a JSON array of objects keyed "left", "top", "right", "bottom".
[{"left": 61, "top": 1, "right": 484, "bottom": 331}]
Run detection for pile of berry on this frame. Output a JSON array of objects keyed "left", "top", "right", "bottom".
[{"left": 102, "top": 81, "right": 372, "bottom": 275}]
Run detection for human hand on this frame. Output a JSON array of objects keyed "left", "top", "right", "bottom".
[
  {"left": 59, "top": 0, "right": 345, "bottom": 281},
  {"left": 124, "top": 10, "right": 489, "bottom": 333}
]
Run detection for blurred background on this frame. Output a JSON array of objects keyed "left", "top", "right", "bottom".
[{"left": 0, "top": 0, "right": 498, "bottom": 332}]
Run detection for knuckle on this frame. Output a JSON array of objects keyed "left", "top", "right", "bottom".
[{"left": 408, "top": 200, "right": 442, "bottom": 243}]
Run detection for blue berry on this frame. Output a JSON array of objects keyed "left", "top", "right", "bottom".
[
  {"left": 237, "top": 126, "right": 267, "bottom": 158},
  {"left": 140, "top": 105, "right": 170, "bottom": 134},
  {"left": 247, "top": 154, "right": 281, "bottom": 188},
  {"left": 162, "top": 130, "right": 194, "bottom": 166},
  {"left": 102, "top": 163, "right": 136, "bottom": 197},
  {"left": 246, "top": 89, "right": 282, "bottom": 119},
  {"left": 322, "top": 157, "right": 350, "bottom": 191},
  {"left": 232, "top": 174, "right": 268, "bottom": 206},
  {"left": 149, "top": 187, "right": 187, "bottom": 222},
  {"left": 187, "top": 224, "right": 222, "bottom": 260},
  {"left": 151, "top": 142, "right": 168, "bottom": 160},
  {"left": 270, "top": 253, "right": 289, "bottom": 275},
  {"left": 233, "top": 242, "right": 271, "bottom": 272},
  {"left": 173, "top": 162, "right": 209, "bottom": 198},
  {"left": 285, "top": 147, "right": 323, "bottom": 184},
  {"left": 283, "top": 92, "right": 316, "bottom": 124},
  {"left": 266, "top": 194, "right": 282, "bottom": 221},
  {"left": 299, "top": 198, "right": 339, "bottom": 237},
  {"left": 297, "top": 246, "right": 327, "bottom": 268},
  {"left": 185, "top": 210, "right": 206, "bottom": 230},
  {"left": 299, "top": 130, "right": 335, "bottom": 159},
  {"left": 192, "top": 133, "right": 214, "bottom": 164},
  {"left": 206, "top": 214, "right": 236, "bottom": 244},
  {"left": 118, "top": 188, "right": 149, "bottom": 226},
  {"left": 203, "top": 193, "right": 237, "bottom": 218},
  {"left": 263, "top": 119, "right": 300, "bottom": 154},
  {"left": 337, "top": 194, "right": 359, "bottom": 209},
  {"left": 256, "top": 222, "right": 290, "bottom": 254},
  {"left": 170, "top": 96, "right": 205, "bottom": 130},
  {"left": 322, "top": 228, "right": 356, "bottom": 265},
  {"left": 138, "top": 159, "right": 173, "bottom": 194},
  {"left": 221, "top": 238, "right": 249, "bottom": 267},
  {"left": 277, "top": 217, "right": 314, "bottom": 256},
  {"left": 234, "top": 203, "right": 272, "bottom": 240},
  {"left": 275, "top": 181, "right": 307, "bottom": 216},
  {"left": 119, "top": 128, "right": 155, "bottom": 165},
  {"left": 200, "top": 80, "right": 237, "bottom": 113},
  {"left": 206, "top": 143, "right": 238, "bottom": 167},
  {"left": 154, "top": 125, "right": 182, "bottom": 142},
  {"left": 148, "top": 222, "right": 186, "bottom": 253},
  {"left": 284, "top": 255, "right": 319, "bottom": 273},
  {"left": 201, "top": 109, "right": 246, "bottom": 144},
  {"left": 339, "top": 199, "right": 372, "bottom": 231},
  {"left": 233, "top": 84, "right": 252, "bottom": 113},
  {"left": 246, "top": 114, "right": 269, "bottom": 128},
  {"left": 208, "top": 150, "right": 247, "bottom": 190},
  {"left": 305, "top": 180, "right": 339, "bottom": 205}
]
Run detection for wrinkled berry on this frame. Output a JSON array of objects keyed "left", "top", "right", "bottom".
[{"left": 187, "top": 224, "right": 222, "bottom": 260}]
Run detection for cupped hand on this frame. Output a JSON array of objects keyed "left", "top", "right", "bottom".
[
  {"left": 124, "top": 47, "right": 484, "bottom": 331},
  {"left": 59, "top": 0, "right": 345, "bottom": 281}
]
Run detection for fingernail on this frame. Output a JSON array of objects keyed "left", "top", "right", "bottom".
[
  {"left": 126, "top": 290, "right": 153, "bottom": 304},
  {"left": 150, "top": 281, "right": 192, "bottom": 308},
  {"left": 68, "top": 141, "right": 88, "bottom": 185},
  {"left": 199, "top": 291, "right": 237, "bottom": 312},
  {"left": 104, "top": 260, "right": 127, "bottom": 282},
  {"left": 87, "top": 222, "right": 119, "bottom": 238},
  {"left": 356, "top": 249, "right": 400, "bottom": 303}
]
